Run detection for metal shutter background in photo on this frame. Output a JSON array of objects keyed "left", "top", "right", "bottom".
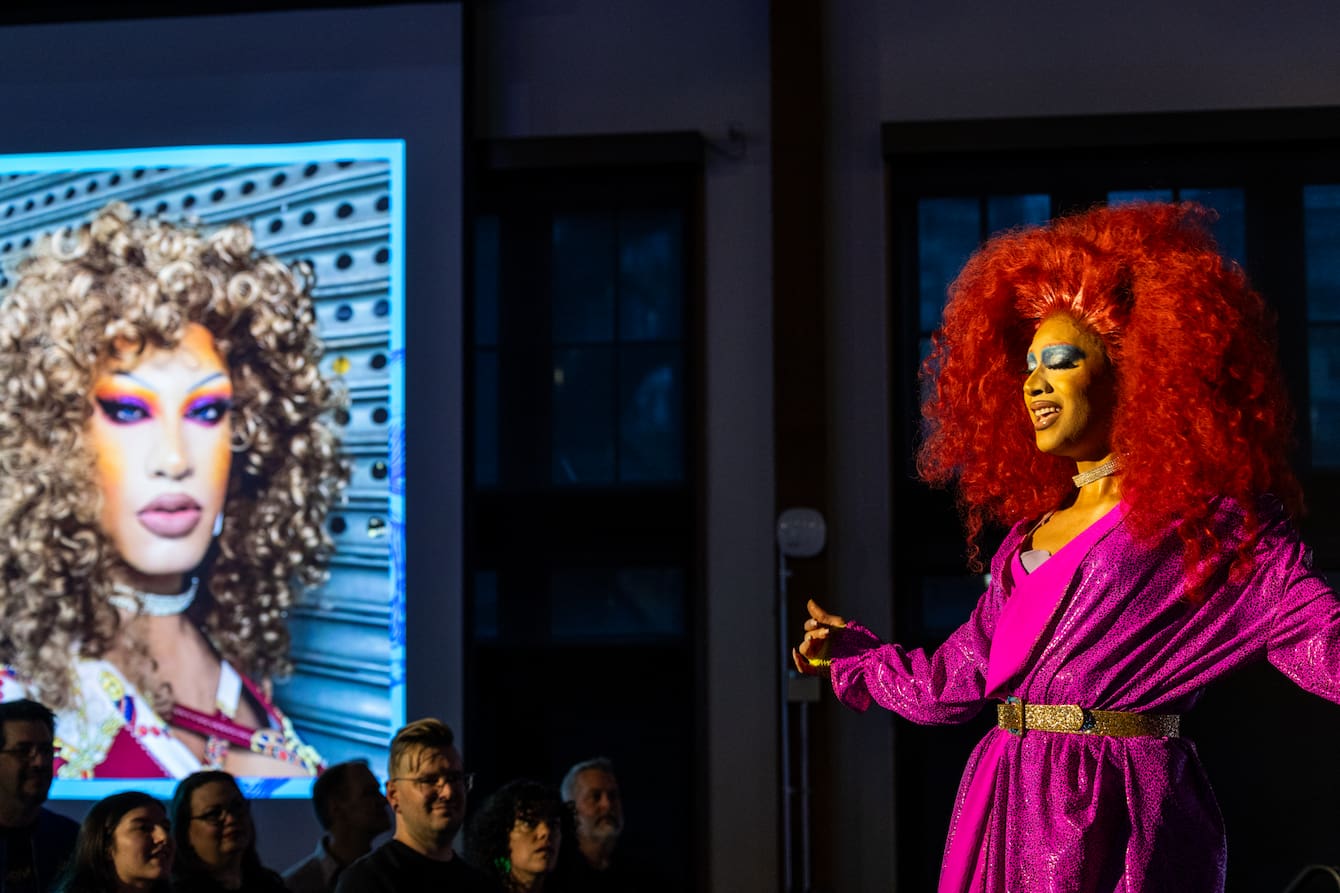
[{"left": 0, "top": 159, "right": 397, "bottom": 773}]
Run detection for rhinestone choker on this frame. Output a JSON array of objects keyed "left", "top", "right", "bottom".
[
  {"left": 109, "top": 577, "right": 199, "bottom": 617},
  {"left": 1072, "top": 457, "right": 1121, "bottom": 488}
]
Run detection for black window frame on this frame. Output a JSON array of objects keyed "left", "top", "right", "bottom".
[{"left": 465, "top": 133, "right": 707, "bottom": 890}]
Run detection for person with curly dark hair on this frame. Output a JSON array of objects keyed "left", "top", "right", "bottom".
[
  {"left": 795, "top": 202, "right": 1340, "bottom": 892},
  {"left": 464, "top": 780, "right": 569, "bottom": 893},
  {"left": 169, "top": 771, "right": 284, "bottom": 893},
  {"left": 0, "top": 202, "right": 345, "bottom": 778},
  {"left": 54, "top": 790, "right": 172, "bottom": 893}
]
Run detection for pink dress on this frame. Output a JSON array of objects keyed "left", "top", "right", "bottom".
[{"left": 827, "top": 498, "right": 1340, "bottom": 892}]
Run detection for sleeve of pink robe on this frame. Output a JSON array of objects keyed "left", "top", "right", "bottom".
[
  {"left": 1262, "top": 517, "right": 1340, "bottom": 704},
  {"left": 824, "top": 563, "right": 1011, "bottom": 724}
]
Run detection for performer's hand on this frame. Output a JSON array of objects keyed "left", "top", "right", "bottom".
[{"left": 793, "top": 598, "right": 847, "bottom": 676}]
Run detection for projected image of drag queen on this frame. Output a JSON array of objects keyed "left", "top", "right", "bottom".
[
  {"left": 0, "top": 202, "right": 345, "bottom": 778},
  {"left": 795, "top": 203, "right": 1340, "bottom": 892}
]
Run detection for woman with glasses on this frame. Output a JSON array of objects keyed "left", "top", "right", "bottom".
[
  {"left": 169, "top": 770, "right": 286, "bottom": 892},
  {"left": 56, "top": 790, "right": 173, "bottom": 893},
  {"left": 464, "top": 780, "right": 571, "bottom": 893}
]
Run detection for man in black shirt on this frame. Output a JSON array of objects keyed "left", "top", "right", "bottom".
[
  {"left": 0, "top": 700, "right": 77, "bottom": 893},
  {"left": 335, "top": 719, "right": 489, "bottom": 893}
]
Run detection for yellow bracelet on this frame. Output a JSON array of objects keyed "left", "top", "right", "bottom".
[{"left": 806, "top": 657, "right": 832, "bottom": 669}]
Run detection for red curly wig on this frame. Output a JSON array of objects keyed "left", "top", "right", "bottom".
[{"left": 917, "top": 202, "right": 1301, "bottom": 579}]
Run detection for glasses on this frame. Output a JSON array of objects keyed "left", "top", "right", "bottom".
[
  {"left": 190, "top": 800, "right": 249, "bottom": 826},
  {"left": 391, "top": 771, "right": 474, "bottom": 793},
  {"left": 0, "top": 742, "right": 55, "bottom": 761}
]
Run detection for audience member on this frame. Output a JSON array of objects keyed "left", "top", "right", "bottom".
[
  {"left": 169, "top": 771, "right": 285, "bottom": 893},
  {"left": 561, "top": 760, "right": 621, "bottom": 872},
  {"left": 335, "top": 719, "right": 489, "bottom": 893},
  {"left": 554, "top": 759, "right": 659, "bottom": 893},
  {"left": 283, "top": 760, "right": 390, "bottom": 893},
  {"left": 464, "top": 780, "right": 569, "bottom": 893},
  {"left": 0, "top": 699, "right": 78, "bottom": 892},
  {"left": 55, "top": 791, "right": 172, "bottom": 893}
]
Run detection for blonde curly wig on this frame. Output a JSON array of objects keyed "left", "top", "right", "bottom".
[{"left": 0, "top": 202, "right": 347, "bottom": 712}]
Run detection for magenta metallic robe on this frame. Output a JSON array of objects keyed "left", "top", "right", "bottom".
[{"left": 827, "top": 499, "right": 1340, "bottom": 892}]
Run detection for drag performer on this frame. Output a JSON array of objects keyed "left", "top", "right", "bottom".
[
  {"left": 795, "top": 203, "right": 1340, "bottom": 891},
  {"left": 0, "top": 203, "right": 344, "bottom": 778}
]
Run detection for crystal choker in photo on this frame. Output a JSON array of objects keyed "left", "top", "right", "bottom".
[{"left": 109, "top": 577, "right": 199, "bottom": 617}]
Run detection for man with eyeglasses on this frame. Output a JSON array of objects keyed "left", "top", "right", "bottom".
[
  {"left": 0, "top": 700, "right": 77, "bottom": 893},
  {"left": 335, "top": 718, "right": 489, "bottom": 892}
]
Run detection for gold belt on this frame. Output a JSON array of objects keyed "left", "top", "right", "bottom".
[{"left": 996, "top": 698, "right": 1179, "bottom": 738}]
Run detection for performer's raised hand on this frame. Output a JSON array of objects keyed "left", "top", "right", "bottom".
[{"left": 793, "top": 598, "right": 847, "bottom": 675}]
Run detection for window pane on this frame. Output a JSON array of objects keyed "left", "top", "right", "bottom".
[
  {"left": 619, "top": 210, "right": 684, "bottom": 341},
  {"left": 552, "top": 214, "right": 615, "bottom": 343},
  {"left": 1309, "top": 325, "right": 1340, "bottom": 468},
  {"left": 619, "top": 346, "right": 683, "bottom": 483},
  {"left": 1109, "top": 188, "right": 1174, "bottom": 205},
  {"left": 917, "top": 198, "right": 981, "bottom": 332},
  {"left": 552, "top": 346, "right": 615, "bottom": 484},
  {"left": 475, "top": 215, "right": 500, "bottom": 346},
  {"left": 1181, "top": 187, "right": 1246, "bottom": 266},
  {"left": 921, "top": 574, "right": 988, "bottom": 634},
  {"left": 550, "top": 567, "right": 685, "bottom": 639},
  {"left": 474, "top": 349, "right": 498, "bottom": 487},
  {"left": 987, "top": 194, "right": 1050, "bottom": 233},
  {"left": 474, "top": 570, "right": 499, "bottom": 639},
  {"left": 1306, "top": 185, "right": 1340, "bottom": 467},
  {"left": 1305, "top": 185, "right": 1340, "bottom": 322}
]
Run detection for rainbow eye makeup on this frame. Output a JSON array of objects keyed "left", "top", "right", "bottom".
[
  {"left": 96, "top": 394, "right": 153, "bottom": 425},
  {"left": 1025, "top": 343, "right": 1087, "bottom": 373},
  {"left": 184, "top": 393, "right": 233, "bottom": 425},
  {"left": 94, "top": 374, "right": 231, "bottom": 426}
]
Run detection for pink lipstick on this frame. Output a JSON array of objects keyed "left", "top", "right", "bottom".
[{"left": 137, "top": 494, "right": 202, "bottom": 538}]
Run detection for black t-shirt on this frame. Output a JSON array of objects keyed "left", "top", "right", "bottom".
[
  {"left": 0, "top": 809, "right": 79, "bottom": 893},
  {"left": 0, "top": 826, "right": 35, "bottom": 893},
  {"left": 551, "top": 851, "right": 667, "bottom": 893},
  {"left": 172, "top": 865, "right": 288, "bottom": 893},
  {"left": 334, "top": 840, "right": 491, "bottom": 893}
]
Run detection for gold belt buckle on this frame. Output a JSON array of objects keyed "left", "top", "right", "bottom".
[
  {"left": 1001, "top": 696, "right": 1025, "bottom": 735},
  {"left": 999, "top": 698, "right": 1088, "bottom": 735}
]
